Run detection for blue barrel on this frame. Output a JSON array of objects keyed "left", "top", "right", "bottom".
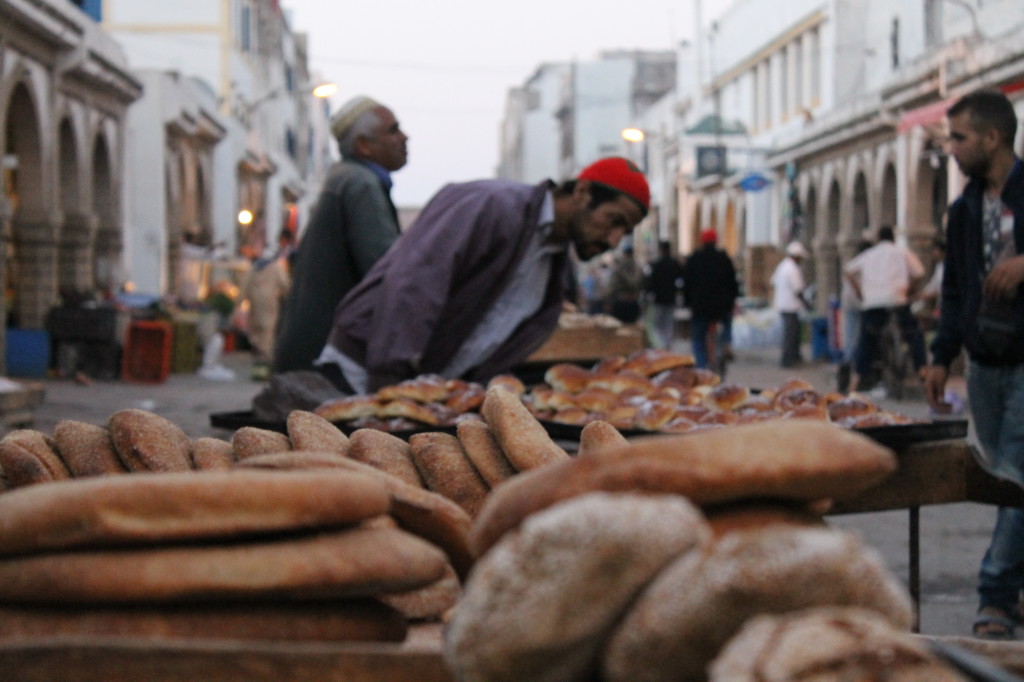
[
  {"left": 810, "top": 316, "right": 830, "bottom": 362},
  {"left": 6, "top": 329, "right": 50, "bottom": 378}
]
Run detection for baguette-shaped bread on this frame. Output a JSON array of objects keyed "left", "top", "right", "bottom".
[
  {"left": 348, "top": 428, "right": 423, "bottom": 487},
  {"left": 236, "top": 451, "right": 474, "bottom": 579},
  {"left": 577, "top": 420, "right": 627, "bottom": 457},
  {"left": 456, "top": 420, "right": 515, "bottom": 487},
  {"left": 470, "top": 420, "right": 897, "bottom": 558},
  {"left": 286, "top": 410, "right": 351, "bottom": 455},
  {"left": 409, "top": 432, "right": 489, "bottom": 517},
  {"left": 52, "top": 421, "right": 126, "bottom": 477},
  {"left": 0, "top": 599, "right": 407, "bottom": 643},
  {"left": 0, "top": 525, "right": 447, "bottom": 603},
  {"left": 108, "top": 409, "right": 192, "bottom": 472},
  {"left": 0, "top": 430, "right": 70, "bottom": 487},
  {"left": 0, "top": 470, "right": 391, "bottom": 556},
  {"left": 480, "top": 386, "right": 569, "bottom": 471},
  {"left": 378, "top": 563, "right": 461, "bottom": 622}
]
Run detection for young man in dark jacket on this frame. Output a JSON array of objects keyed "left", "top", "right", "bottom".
[{"left": 924, "top": 88, "right": 1024, "bottom": 640}]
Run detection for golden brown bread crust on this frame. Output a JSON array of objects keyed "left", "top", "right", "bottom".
[
  {"left": 0, "top": 470, "right": 392, "bottom": 556},
  {"left": 708, "top": 607, "right": 964, "bottom": 682},
  {"left": 0, "top": 525, "right": 448, "bottom": 604},
  {"left": 703, "top": 384, "right": 751, "bottom": 412},
  {"left": 577, "top": 420, "right": 628, "bottom": 457},
  {"left": 827, "top": 396, "right": 879, "bottom": 422},
  {"left": 0, "top": 599, "right": 408, "bottom": 643},
  {"left": 108, "top": 409, "right": 192, "bottom": 472},
  {"left": 236, "top": 451, "right": 474, "bottom": 580},
  {"left": 621, "top": 348, "right": 695, "bottom": 376},
  {"left": 632, "top": 400, "right": 677, "bottom": 431},
  {"left": 480, "top": 386, "right": 569, "bottom": 472},
  {"left": 52, "top": 421, "right": 126, "bottom": 478},
  {"left": 543, "top": 363, "right": 594, "bottom": 393},
  {"left": 409, "top": 432, "right": 489, "bottom": 518},
  {"left": 703, "top": 501, "right": 826, "bottom": 539},
  {"left": 313, "top": 395, "right": 381, "bottom": 422},
  {"left": 286, "top": 410, "right": 351, "bottom": 455},
  {"left": 602, "top": 526, "right": 915, "bottom": 682},
  {"left": 486, "top": 374, "right": 526, "bottom": 397},
  {"left": 189, "top": 437, "right": 236, "bottom": 471},
  {"left": 550, "top": 406, "right": 594, "bottom": 426},
  {"left": 231, "top": 426, "right": 292, "bottom": 461},
  {"left": 469, "top": 420, "right": 897, "bottom": 558},
  {"left": 0, "top": 430, "right": 71, "bottom": 487},
  {"left": 445, "top": 383, "right": 486, "bottom": 413},
  {"left": 376, "top": 398, "right": 442, "bottom": 425},
  {"left": 347, "top": 428, "right": 424, "bottom": 488},
  {"left": 456, "top": 420, "right": 516, "bottom": 487},
  {"left": 376, "top": 375, "right": 449, "bottom": 403}
]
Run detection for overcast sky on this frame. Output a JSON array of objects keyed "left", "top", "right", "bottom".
[{"left": 283, "top": 0, "right": 734, "bottom": 207}]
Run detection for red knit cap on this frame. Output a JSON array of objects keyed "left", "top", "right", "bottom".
[
  {"left": 577, "top": 157, "right": 650, "bottom": 214},
  {"left": 700, "top": 228, "right": 718, "bottom": 244}
]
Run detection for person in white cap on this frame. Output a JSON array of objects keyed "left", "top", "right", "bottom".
[
  {"left": 770, "top": 241, "right": 811, "bottom": 367},
  {"left": 273, "top": 95, "right": 409, "bottom": 374}
]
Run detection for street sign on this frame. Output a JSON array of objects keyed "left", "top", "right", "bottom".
[{"left": 739, "top": 172, "right": 770, "bottom": 192}]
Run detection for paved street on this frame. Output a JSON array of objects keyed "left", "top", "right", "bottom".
[{"left": 18, "top": 341, "right": 995, "bottom": 640}]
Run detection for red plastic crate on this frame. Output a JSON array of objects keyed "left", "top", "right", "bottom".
[{"left": 121, "top": 320, "right": 172, "bottom": 383}]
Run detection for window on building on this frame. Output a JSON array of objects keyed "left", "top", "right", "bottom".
[
  {"left": 924, "top": 0, "right": 942, "bottom": 47},
  {"left": 763, "top": 60, "right": 772, "bottom": 129},
  {"left": 780, "top": 46, "right": 789, "bottom": 119},
  {"left": 68, "top": 0, "right": 101, "bottom": 21},
  {"left": 794, "top": 37, "right": 804, "bottom": 109}
]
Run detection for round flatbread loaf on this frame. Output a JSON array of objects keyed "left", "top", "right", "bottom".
[
  {"left": 445, "top": 492, "right": 711, "bottom": 682},
  {"left": 0, "top": 599, "right": 407, "bottom": 643},
  {"left": 108, "top": 409, "right": 192, "bottom": 472},
  {"left": 286, "top": 410, "right": 351, "bottom": 455},
  {"left": 470, "top": 420, "right": 897, "bottom": 557},
  {"left": 0, "top": 430, "right": 70, "bottom": 487},
  {"left": 52, "top": 421, "right": 126, "bottom": 477},
  {"left": 190, "top": 437, "right": 236, "bottom": 471},
  {"left": 601, "top": 525, "right": 915, "bottom": 682},
  {"left": 0, "top": 525, "right": 448, "bottom": 603},
  {"left": 231, "top": 426, "right": 291, "bottom": 461},
  {"left": 379, "top": 563, "right": 461, "bottom": 622},
  {"left": 709, "top": 606, "right": 965, "bottom": 682},
  {"left": 0, "top": 470, "right": 391, "bottom": 556},
  {"left": 236, "top": 451, "right": 474, "bottom": 580}
]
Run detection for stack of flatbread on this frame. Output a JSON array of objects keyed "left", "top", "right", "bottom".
[{"left": 444, "top": 420, "right": 970, "bottom": 682}]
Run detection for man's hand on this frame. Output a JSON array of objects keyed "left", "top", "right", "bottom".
[
  {"left": 923, "top": 364, "right": 951, "bottom": 414},
  {"left": 982, "top": 254, "right": 1024, "bottom": 300}
]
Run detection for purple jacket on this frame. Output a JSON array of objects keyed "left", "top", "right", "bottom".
[{"left": 327, "top": 179, "right": 567, "bottom": 390}]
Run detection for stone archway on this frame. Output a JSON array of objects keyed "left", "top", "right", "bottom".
[
  {"left": 57, "top": 117, "right": 91, "bottom": 297},
  {"left": 852, "top": 171, "right": 870, "bottom": 240},
  {"left": 4, "top": 82, "right": 53, "bottom": 330},
  {"left": 879, "top": 162, "right": 898, "bottom": 230}
]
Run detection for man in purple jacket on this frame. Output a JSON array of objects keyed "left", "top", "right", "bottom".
[{"left": 318, "top": 157, "right": 650, "bottom": 394}]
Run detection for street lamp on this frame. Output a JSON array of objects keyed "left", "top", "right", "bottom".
[
  {"left": 240, "top": 80, "right": 337, "bottom": 116},
  {"left": 622, "top": 127, "right": 646, "bottom": 143}
]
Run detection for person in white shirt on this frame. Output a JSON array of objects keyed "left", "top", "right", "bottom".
[
  {"left": 770, "top": 241, "right": 810, "bottom": 368},
  {"left": 843, "top": 225, "right": 927, "bottom": 392}
]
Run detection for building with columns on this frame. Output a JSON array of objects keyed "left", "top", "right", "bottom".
[{"left": 0, "top": 0, "right": 141, "bottom": 372}]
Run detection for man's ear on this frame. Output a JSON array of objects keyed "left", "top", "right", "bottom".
[{"left": 572, "top": 178, "right": 591, "bottom": 205}]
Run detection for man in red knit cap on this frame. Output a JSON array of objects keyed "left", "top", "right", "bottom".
[{"left": 317, "top": 157, "right": 649, "bottom": 393}]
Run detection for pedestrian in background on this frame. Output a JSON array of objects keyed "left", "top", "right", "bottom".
[
  {"left": 682, "top": 229, "right": 739, "bottom": 368},
  {"left": 770, "top": 241, "right": 811, "bottom": 368},
  {"left": 923, "top": 88, "right": 1024, "bottom": 641},
  {"left": 843, "top": 225, "right": 927, "bottom": 393},
  {"left": 644, "top": 240, "right": 684, "bottom": 349},
  {"left": 837, "top": 238, "right": 873, "bottom": 392},
  {"left": 240, "top": 236, "right": 292, "bottom": 380},
  {"left": 607, "top": 241, "right": 645, "bottom": 324},
  {"left": 273, "top": 95, "right": 408, "bottom": 374}
]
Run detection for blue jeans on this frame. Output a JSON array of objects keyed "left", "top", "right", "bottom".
[
  {"left": 854, "top": 305, "right": 927, "bottom": 378},
  {"left": 690, "top": 314, "right": 731, "bottom": 369},
  {"left": 969, "top": 361, "right": 1024, "bottom": 618}
]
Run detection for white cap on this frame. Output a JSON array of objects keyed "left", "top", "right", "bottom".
[
  {"left": 786, "top": 242, "right": 809, "bottom": 258},
  {"left": 329, "top": 95, "right": 381, "bottom": 139}
]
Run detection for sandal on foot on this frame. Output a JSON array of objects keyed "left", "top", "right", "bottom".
[{"left": 973, "top": 610, "right": 1017, "bottom": 640}]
